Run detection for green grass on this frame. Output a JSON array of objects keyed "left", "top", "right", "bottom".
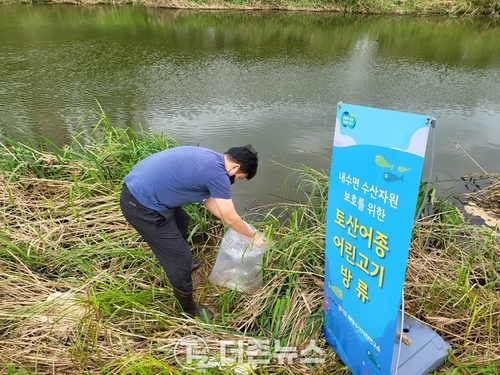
[{"left": 0, "top": 106, "right": 499, "bottom": 374}]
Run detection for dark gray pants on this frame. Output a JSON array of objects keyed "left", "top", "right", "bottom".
[{"left": 120, "top": 183, "right": 193, "bottom": 292}]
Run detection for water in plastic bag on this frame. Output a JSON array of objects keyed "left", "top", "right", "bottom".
[{"left": 208, "top": 222, "right": 267, "bottom": 294}]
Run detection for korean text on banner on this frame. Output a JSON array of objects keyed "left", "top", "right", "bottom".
[{"left": 323, "top": 103, "right": 431, "bottom": 375}]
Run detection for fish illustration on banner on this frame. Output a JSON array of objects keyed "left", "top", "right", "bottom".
[{"left": 324, "top": 103, "right": 432, "bottom": 375}]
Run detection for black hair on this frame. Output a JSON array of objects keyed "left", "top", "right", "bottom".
[{"left": 225, "top": 144, "right": 259, "bottom": 180}]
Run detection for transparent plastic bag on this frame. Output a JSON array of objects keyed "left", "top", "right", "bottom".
[{"left": 208, "top": 222, "right": 268, "bottom": 294}]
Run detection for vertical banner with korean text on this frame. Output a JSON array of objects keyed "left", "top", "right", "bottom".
[{"left": 323, "top": 103, "right": 431, "bottom": 375}]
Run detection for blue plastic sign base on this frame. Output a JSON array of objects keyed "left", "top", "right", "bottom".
[{"left": 391, "top": 312, "right": 451, "bottom": 375}]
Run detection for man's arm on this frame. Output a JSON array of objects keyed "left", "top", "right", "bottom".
[
  {"left": 203, "top": 197, "right": 265, "bottom": 245},
  {"left": 203, "top": 197, "right": 223, "bottom": 219}
]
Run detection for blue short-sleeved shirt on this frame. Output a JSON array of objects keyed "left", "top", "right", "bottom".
[{"left": 124, "top": 146, "right": 231, "bottom": 212}]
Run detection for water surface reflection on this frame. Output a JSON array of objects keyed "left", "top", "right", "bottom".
[{"left": 0, "top": 6, "right": 499, "bottom": 210}]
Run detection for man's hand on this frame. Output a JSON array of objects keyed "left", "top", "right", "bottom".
[{"left": 253, "top": 233, "right": 266, "bottom": 247}]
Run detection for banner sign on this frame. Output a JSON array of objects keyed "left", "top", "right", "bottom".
[{"left": 324, "top": 103, "right": 431, "bottom": 374}]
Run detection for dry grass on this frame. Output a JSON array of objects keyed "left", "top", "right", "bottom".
[
  {"left": 0, "top": 171, "right": 328, "bottom": 374},
  {"left": 1, "top": 136, "right": 499, "bottom": 374},
  {"left": 4, "top": 0, "right": 498, "bottom": 16},
  {"left": 459, "top": 173, "right": 500, "bottom": 230}
]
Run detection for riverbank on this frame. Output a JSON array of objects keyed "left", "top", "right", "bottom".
[
  {"left": 2, "top": 0, "right": 500, "bottom": 16},
  {"left": 0, "top": 109, "right": 499, "bottom": 374}
]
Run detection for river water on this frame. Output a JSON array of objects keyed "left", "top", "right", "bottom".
[{"left": 1, "top": 5, "right": 499, "bottom": 212}]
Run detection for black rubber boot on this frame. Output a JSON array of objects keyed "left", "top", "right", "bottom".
[
  {"left": 172, "top": 286, "right": 214, "bottom": 320},
  {"left": 191, "top": 258, "right": 204, "bottom": 271}
]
